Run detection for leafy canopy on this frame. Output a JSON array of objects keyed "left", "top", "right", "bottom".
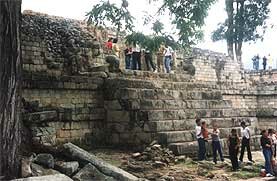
[
  {"left": 212, "top": 0, "right": 271, "bottom": 43},
  {"left": 155, "top": 0, "right": 216, "bottom": 47},
  {"left": 86, "top": 0, "right": 134, "bottom": 34},
  {"left": 125, "top": 32, "right": 179, "bottom": 52}
]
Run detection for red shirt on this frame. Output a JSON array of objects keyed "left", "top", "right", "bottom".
[{"left": 105, "top": 41, "right": 112, "bottom": 50}]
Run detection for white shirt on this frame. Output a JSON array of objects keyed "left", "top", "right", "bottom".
[
  {"left": 164, "top": 46, "right": 174, "bottom": 57},
  {"left": 196, "top": 125, "right": 203, "bottom": 139},
  {"left": 241, "top": 127, "right": 250, "bottom": 139}
]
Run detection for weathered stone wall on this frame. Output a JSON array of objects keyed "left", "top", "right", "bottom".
[
  {"left": 20, "top": 11, "right": 277, "bottom": 155},
  {"left": 21, "top": 11, "right": 107, "bottom": 147}
]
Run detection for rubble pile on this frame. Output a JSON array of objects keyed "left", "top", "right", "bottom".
[
  {"left": 132, "top": 141, "right": 176, "bottom": 167},
  {"left": 15, "top": 143, "right": 139, "bottom": 181}
]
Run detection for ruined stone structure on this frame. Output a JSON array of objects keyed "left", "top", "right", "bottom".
[{"left": 21, "top": 11, "right": 277, "bottom": 155}]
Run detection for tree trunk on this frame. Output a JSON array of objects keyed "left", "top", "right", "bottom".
[
  {"left": 225, "top": 0, "right": 234, "bottom": 59},
  {"left": 0, "top": 0, "right": 22, "bottom": 179},
  {"left": 235, "top": 0, "right": 245, "bottom": 64}
]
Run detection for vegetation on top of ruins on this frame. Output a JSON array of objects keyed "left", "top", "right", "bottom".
[
  {"left": 88, "top": 0, "right": 216, "bottom": 50},
  {"left": 212, "top": 0, "right": 272, "bottom": 62},
  {"left": 86, "top": 0, "right": 134, "bottom": 37},
  {"left": 125, "top": 32, "right": 179, "bottom": 52},
  {"left": 152, "top": 0, "right": 217, "bottom": 48}
]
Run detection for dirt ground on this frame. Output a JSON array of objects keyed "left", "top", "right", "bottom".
[{"left": 91, "top": 149, "right": 277, "bottom": 181}]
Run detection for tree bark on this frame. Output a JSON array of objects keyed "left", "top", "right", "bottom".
[
  {"left": 0, "top": 0, "right": 22, "bottom": 179},
  {"left": 235, "top": 0, "right": 245, "bottom": 64},
  {"left": 225, "top": 0, "right": 234, "bottom": 59}
]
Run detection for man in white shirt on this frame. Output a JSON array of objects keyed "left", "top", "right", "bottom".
[
  {"left": 239, "top": 121, "right": 254, "bottom": 163},
  {"left": 196, "top": 118, "right": 206, "bottom": 161},
  {"left": 163, "top": 45, "right": 174, "bottom": 73}
]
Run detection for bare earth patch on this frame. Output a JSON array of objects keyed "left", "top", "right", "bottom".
[{"left": 91, "top": 149, "right": 276, "bottom": 181}]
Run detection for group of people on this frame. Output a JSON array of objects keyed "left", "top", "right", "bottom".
[
  {"left": 105, "top": 38, "right": 175, "bottom": 73},
  {"left": 195, "top": 118, "right": 277, "bottom": 177},
  {"left": 252, "top": 54, "right": 274, "bottom": 71}
]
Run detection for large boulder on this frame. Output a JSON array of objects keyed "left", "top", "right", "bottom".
[{"left": 73, "top": 163, "right": 116, "bottom": 181}]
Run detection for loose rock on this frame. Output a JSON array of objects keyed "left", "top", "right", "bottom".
[
  {"left": 73, "top": 163, "right": 116, "bottom": 181},
  {"left": 55, "top": 161, "right": 79, "bottom": 176},
  {"left": 34, "top": 153, "right": 55, "bottom": 168}
]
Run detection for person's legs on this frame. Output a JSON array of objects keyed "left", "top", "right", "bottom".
[
  {"left": 164, "top": 56, "right": 171, "bottom": 73},
  {"left": 149, "top": 56, "right": 156, "bottom": 71},
  {"left": 125, "top": 56, "right": 130, "bottom": 69},
  {"left": 197, "top": 139, "right": 202, "bottom": 161},
  {"left": 137, "top": 54, "right": 142, "bottom": 70},
  {"left": 145, "top": 55, "right": 150, "bottom": 71},
  {"left": 132, "top": 53, "right": 137, "bottom": 70},
  {"left": 198, "top": 138, "right": 206, "bottom": 160},
  {"left": 212, "top": 141, "right": 217, "bottom": 163},
  {"left": 217, "top": 141, "right": 224, "bottom": 161},
  {"left": 263, "top": 149, "right": 273, "bottom": 174},
  {"left": 239, "top": 138, "right": 246, "bottom": 162},
  {"left": 234, "top": 149, "right": 239, "bottom": 169},
  {"left": 245, "top": 139, "right": 253, "bottom": 161},
  {"left": 229, "top": 148, "right": 236, "bottom": 170}
]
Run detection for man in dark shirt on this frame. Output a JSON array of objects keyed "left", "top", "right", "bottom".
[{"left": 261, "top": 130, "right": 274, "bottom": 177}]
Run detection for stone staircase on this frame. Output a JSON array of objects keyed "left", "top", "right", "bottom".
[{"left": 104, "top": 70, "right": 260, "bottom": 155}]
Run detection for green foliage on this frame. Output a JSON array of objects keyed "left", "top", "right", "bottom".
[
  {"left": 152, "top": 20, "right": 164, "bottom": 35},
  {"left": 213, "top": 0, "right": 271, "bottom": 42},
  {"left": 125, "top": 32, "right": 179, "bottom": 52},
  {"left": 86, "top": 0, "right": 134, "bottom": 35},
  {"left": 212, "top": 0, "right": 271, "bottom": 59},
  {"left": 156, "top": 0, "right": 216, "bottom": 47}
]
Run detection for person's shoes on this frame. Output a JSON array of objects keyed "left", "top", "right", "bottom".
[
  {"left": 249, "top": 160, "right": 255, "bottom": 163},
  {"left": 154, "top": 70, "right": 158, "bottom": 73},
  {"left": 266, "top": 173, "right": 274, "bottom": 177}
]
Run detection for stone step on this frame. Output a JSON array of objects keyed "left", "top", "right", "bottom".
[
  {"left": 144, "top": 117, "right": 258, "bottom": 132},
  {"left": 105, "top": 78, "right": 220, "bottom": 91},
  {"left": 157, "top": 126, "right": 259, "bottom": 144},
  {"left": 145, "top": 117, "right": 258, "bottom": 132},
  {"left": 140, "top": 99, "right": 232, "bottom": 110},
  {"left": 109, "top": 70, "right": 193, "bottom": 82},
  {"left": 145, "top": 109, "right": 252, "bottom": 121},
  {"left": 168, "top": 135, "right": 262, "bottom": 155}
]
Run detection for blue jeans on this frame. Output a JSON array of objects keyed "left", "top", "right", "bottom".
[
  {"left": 125, "top": 56, "right": 131, "bottom": 69},
  {"left": 164, "top": 56, "right": 172, "bottom": 73},
  {"left": 198, "top": 138, "right": 206, "bottom": 161},
  {"left": 263, "top": 148, "right": 272, "bottom": 174},
  {"left": 212, "top": 141, "right": 224, "bottom": 163}
]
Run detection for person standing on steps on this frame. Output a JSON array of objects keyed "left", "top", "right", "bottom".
[
  {"left": 132, "top": 43, "right": 141, "bottom": 70},
  {"left": 163, "top": 44, "right": 174, "bottom": 73},
  {"left": 239, "top": 121, "right": 254, "bottom": 163},
  {"left": 144, "top": 48, "right": 157, "bottom": 72},
  {"left": 211, "top": 124, "right": 224, "bottom": 164},
  {"left": 195, "top": 118, "right": 206, "bottom": 161},
  {"left": 263, "top": 56, "right": 268, "bottom": 70},
  {"left": 228, "top": 129, "right": 240, "bottom": 171}
]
